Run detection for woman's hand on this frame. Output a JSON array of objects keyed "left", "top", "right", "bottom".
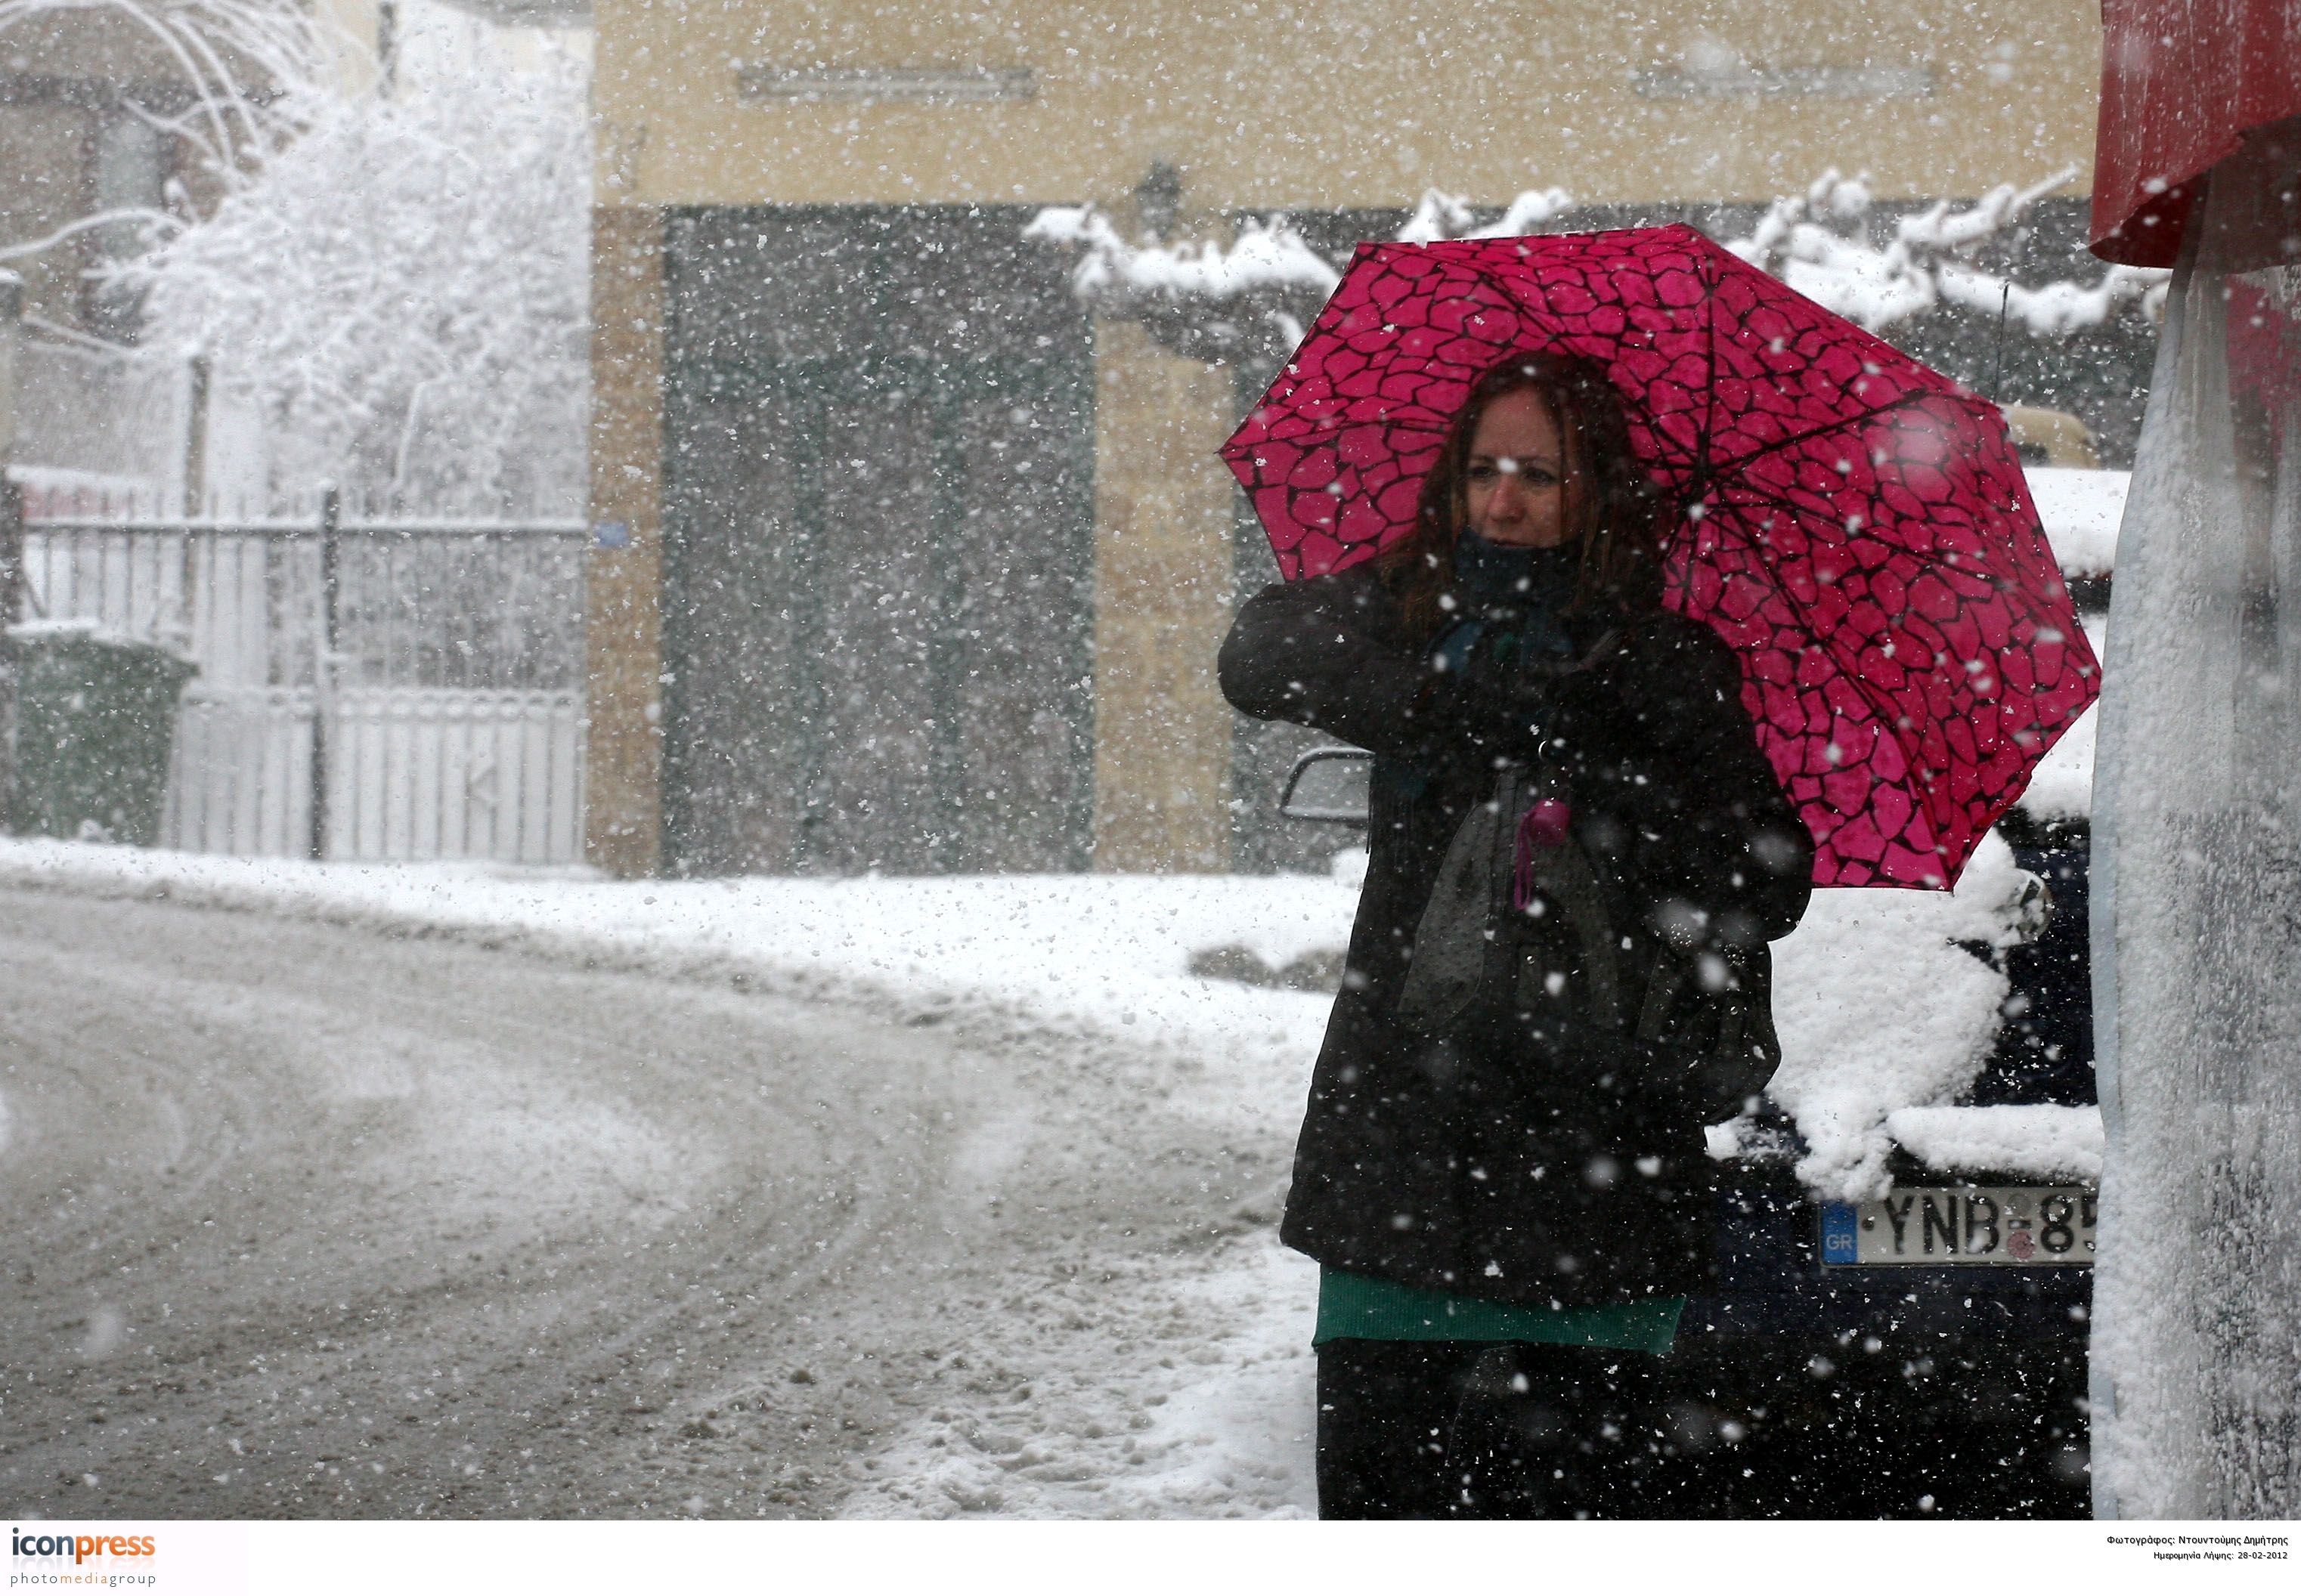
[{"left": 1427, "top": 645, "right": 1553, "bottom": 766}]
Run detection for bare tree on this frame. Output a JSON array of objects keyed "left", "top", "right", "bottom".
[
  {"left": 0, "top": 0, "right": 328, "bottom": 265},
  {"left": 0, "top": 0, "right": 587, "bottom": 516},
  {"left": 116, "top": 49, "right": 589, "bottom": 514}
]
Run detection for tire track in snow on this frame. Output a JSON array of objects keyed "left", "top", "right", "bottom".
[{"left": 0, "top": 888, "right": 1312, "bottom": 1517}]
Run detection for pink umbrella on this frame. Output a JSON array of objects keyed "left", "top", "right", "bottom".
[{"left": 1220, "top": 224, "right": 2101, "bottom": 890}]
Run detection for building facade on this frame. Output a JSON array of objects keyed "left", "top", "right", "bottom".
[{"left": 587, "top": 0, "right": 2111, "bottom": 878}]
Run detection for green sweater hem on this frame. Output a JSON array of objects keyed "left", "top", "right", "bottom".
[{"left": 1315, "top": 1267, "right": 1683, "bottom": 1355}]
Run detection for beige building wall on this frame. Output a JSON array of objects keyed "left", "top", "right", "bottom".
[
  {"left": 586, "top": 206, "right": 666, "bottom": 878},
  {"left": 590, "top": 0, "right": 2107, "bottom": 874},
  {"left": 312, "top": 0, "right": 386, "bottom": 97},
  {"left": 0, "top": 109, "right": 90, "bottom": 329},
  {"left": 593, "top": 0, "right": 2101, "bottom": 211},
  {"left": 1091, "top": 322, "right": 1237, "bottom": 871}
]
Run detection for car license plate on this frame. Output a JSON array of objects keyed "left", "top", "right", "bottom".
[{"left": 1819, "top": 1186, "right": 2096, "bottom": 1267}]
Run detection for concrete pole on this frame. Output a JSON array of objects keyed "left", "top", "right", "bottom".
[{"left": 0, "top": 271, "right": 24, "bottom": 828}]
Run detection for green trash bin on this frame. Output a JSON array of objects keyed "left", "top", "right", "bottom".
[{"left": 7, "top": 621, "right": 199, "bottom": 847}]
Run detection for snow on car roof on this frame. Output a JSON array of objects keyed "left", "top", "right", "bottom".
[
  {"left": 1761, "top": 830, "right": 2049, "bottom": 1200},
  {"left": 2017, "top": 701, "right": 2098, "bottom": 822},
  {"left": 1884, "top": 1103, "right": 2103, "bottom": 1184},
  {"left": 2027, "top": 466, "right": 2127, "bottom": 580},
  {"left": 2009, "top": 612, "right": 2104, "bottom": 824}
]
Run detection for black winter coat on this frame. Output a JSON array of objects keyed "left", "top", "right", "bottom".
[{"left": 1219, "top": 564, "right": 1814, "bottom": 1307}]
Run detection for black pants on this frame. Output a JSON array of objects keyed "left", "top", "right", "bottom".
[{"left": 1316, "top": 1339, "right": 1720, "bottom": 1519}]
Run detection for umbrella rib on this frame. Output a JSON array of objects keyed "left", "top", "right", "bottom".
[
  {"left": 1705, "top": 477, "right": 1851, "bottom": 528},
  {"left": 1690, "top": 499, "right": 1956, "bottom": 857},
  {"left": 1699, "top": 388, "right": 1990, "bottom": 482},
  {"left": 1699, "top": 253, "right": 1720, "bottom": 494},
  {"left": 1633, "top": 416, "right": 1702, "bottom": 477}
]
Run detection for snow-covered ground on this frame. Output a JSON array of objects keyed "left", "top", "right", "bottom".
[
  {"left": 0, "top": 832, "right": 2080, "bottom": 1200},
  {"left": 0, "top": 843, "right": 1347, "bottom": 1139},
  {"left": 839, "top": 1236, "right": 1320, "bottom": 1519},
  {"left": 0, "top": 829, "right": 2098, "bottom": 1515}
]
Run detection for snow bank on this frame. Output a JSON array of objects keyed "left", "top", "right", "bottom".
[
  {"left": 1883, "top": 1105, "right": 2104, "bottom": 1183},
  {"left": 841, "top": 1239, "right": 1318, "bottom": 1519},
  {"left": 0, "top": 835, "right": 2038, "bottom": 1201},
  {"left": 2027, "top": 467, "right": 2128, "bottom": 580},
  {"left": 0, "top": 840, "right": 1346, "bottom": 1138}
]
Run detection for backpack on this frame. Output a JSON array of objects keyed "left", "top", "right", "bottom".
[{"left": 1396, "top": 755, "right": 1777, "bottom": 1124}]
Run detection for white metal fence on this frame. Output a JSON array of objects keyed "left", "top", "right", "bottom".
[{"left": 15, "top": 492, "right": 588, "bottom": 865}]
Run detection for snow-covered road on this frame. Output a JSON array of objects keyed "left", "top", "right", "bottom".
[
  {"left": 0, "top": 821, "right": 2066, "bottom": 1520},
  {"left": 0, "top": 888, "right": 1316, "bottom": 1518}
]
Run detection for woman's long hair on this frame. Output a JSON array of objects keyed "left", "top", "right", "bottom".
[{"left": 1377, "top": 351, "right": 1668, "bottom": 640}]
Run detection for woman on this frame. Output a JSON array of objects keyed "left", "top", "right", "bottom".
[{"left": 1218, "top": 351, "right": 1814, "bottom": 1518}]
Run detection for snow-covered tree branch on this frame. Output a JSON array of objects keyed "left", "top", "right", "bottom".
[
  {"left": 1028, "top": 170, "right": 2166, "bottom": 370},
  {"left": 2, "top": 0, "right": 588, "bottom": 515},
  {"left": 1025, "top": 184, "right": 1575, "bottom": 367},
  {"left": 1725, "top": 168, "right": 2167, "bottom": 338},
  {"left": 0, "top": 0, "right": 327, "bottom": 198},
  {"left": 115, "top": 50, "right": 589, "bottom": 514},
  {"left": 1021, "top": 209, "right": 1338, "bottom": 366}
]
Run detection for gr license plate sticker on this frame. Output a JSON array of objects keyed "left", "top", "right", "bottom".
[{"left": 1819, "top": 1186, "right": 2096, "bottom": 1267}]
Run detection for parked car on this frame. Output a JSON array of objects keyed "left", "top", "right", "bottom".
[{"left": 1999, "top": 403, "right": 2104, "bottom": 471}]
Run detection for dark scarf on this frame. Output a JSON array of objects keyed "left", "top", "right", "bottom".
[{"left": 1428, "top": 532, "right": 1580, "bottom": 679}]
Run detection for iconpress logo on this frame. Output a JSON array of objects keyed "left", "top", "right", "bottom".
[{"left": 8, "top": 1527, "right": 156, "bottom": 1588}]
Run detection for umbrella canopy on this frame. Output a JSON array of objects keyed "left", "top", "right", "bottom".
[{"left": 1220, "top": 225, "right": 2101, "bottom": 890}]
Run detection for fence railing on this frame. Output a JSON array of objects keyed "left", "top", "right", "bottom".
[{"left": 14, "top": 489, "right": 590, "bottom": 865}]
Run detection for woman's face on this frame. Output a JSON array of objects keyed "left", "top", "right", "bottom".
[{"left": 1463, "top": 388, "right": 1575, "bottom": 549}]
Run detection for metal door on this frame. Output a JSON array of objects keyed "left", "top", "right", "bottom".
[{"left": 662, "top": 206, "right": 1095, "bottom": 876}]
